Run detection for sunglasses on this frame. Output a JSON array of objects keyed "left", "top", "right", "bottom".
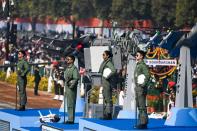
[{"left": 66, "top": 58, "right": 72, "bottom": 61}]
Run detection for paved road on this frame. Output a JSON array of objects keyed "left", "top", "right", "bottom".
[{"left": 0, "top": 81, "right": 62, "bottom": 109}]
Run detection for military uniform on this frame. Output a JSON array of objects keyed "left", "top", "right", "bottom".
[
  {"left": 134, "top": 60, "right": 150, "bottom": 126},
  {"left": 99, "top": 58, "right": 116, "bottom": 119},
  {"left": 34, "top": 65, "right": 41, "bottom": 95},
  {"left": 16, "top": 58, "right": 29, "bottom": 109},
  {"left": 64, "top": 64, "right": 79, "bottom": 123},
  {"left": 53, "top": 67, "right": 65, "bottom": 100}
]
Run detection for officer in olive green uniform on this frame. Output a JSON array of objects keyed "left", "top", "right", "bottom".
[
  {"left": 63, "top": 55, "right": 80, "bottom": 124},
  {"left": 134, "top": 50, "right": 150, "bottom": 129},
  {"left": 99, "top": 50, "right": 116, "bottom": 120},
  {"left": 17, "top": 50, "right": 29, "bottom": 111}
]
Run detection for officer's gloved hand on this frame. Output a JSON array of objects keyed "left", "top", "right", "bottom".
[{"left": 69, "top": 80, "right": 78, "bottom": 89}]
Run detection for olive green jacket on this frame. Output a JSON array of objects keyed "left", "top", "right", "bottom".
[
  {"left": 64, "top": 64, "right": 80, "bottom": 89},
  {"left": 134, "top": 60, "right": 150, "bottom": 89},
  {"left": 99, "top": 58, "right": 116, "bottom": 80},
  {"left": 16, "top": 58, "right": 29, "bottom": 78}
]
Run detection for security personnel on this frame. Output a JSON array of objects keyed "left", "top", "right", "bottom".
[
  {"left": 34, "top": 65, "right": 41, "bottom": 95},
  {"left": 99, "top": 50, "right": 116, "bottom": 120},
  {"left": 53, "top": 65, "right": 64, "bottom": 101},
  {"left": 17, "top": 50, "right": 29, "bottom": 111},
  {"left": 63, "top": 55, "right": 80, "bottom": 124},
  {"left": 134, "top": 50, "right": 150, "bottom": 129}
]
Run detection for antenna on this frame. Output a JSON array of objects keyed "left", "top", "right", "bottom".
[
  {"left": 38, "top": 110, "right": 43, "bottom": 117},
  {"left": 49, "top": 110, "right": 52, "bottom": 115}
]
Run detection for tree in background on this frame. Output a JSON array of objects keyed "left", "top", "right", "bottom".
[
  {"left": 72, "top": 0, "right": 95, "bottom": 19},
  {"left": 16, "top": 0, "right": 51, "bottom": 31},
  {"left": 92, "top": 0, "right": 112, "bottom": 34},
  {"left": 111, "top": 0, "right": 151, "bottom": 26},
  {"left": 1, "top": 0, "right": 197, "bottom": 31},
  {"left": 49, "top": 0, "right": 73, "bottom": 37},
  {"left": 176, "top": 0, "right": 197, "bottom": 27},
  {"left": 72, "top": 0, "right": 95, "bottom": 38},
  {"left": 132, "top": 0, "right": 151, "bottom": 20},
  {"left": 93, "top": 0, "right": 112, "bottom": 20},
  {"left": 111, "top": 0, "right": 134, "bottom": 25},
  {"left": 151, "top": 0, "right": 177, "bottom": 28}
]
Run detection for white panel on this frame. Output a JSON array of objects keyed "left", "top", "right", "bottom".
[
  {"left": 42, "top": 125, "right": 62, "bottom": 131},
  {"left": 123, "top": 54, "right": 136, "bottom": 111},
  {"left": 175, "top": 46, "right": 193, "bottom": 108},
  {"left": 0, "top": 120, "right": 10, "bottom": 131},
  {"left": 84, "top": 48, "right": 91, "bottom": 70},
  {"left": 90, "top": 46, "right": 109, "bottom": 72}
]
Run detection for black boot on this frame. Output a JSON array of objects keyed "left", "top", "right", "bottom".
[
  {"left": 103, "top": 113, "right": 112, "bottom": 120},
  {"left": 18, "top": 105, "right": 25, "bottom": 111},
  {"left": 63, "top": 121, "right": 74, "bottom": 124},
  {"left": 34, "top": 90, "right": 39, "bottom": 96},
  {"left": 134, "top": 124, "right": 147, "bottom": 129}
]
